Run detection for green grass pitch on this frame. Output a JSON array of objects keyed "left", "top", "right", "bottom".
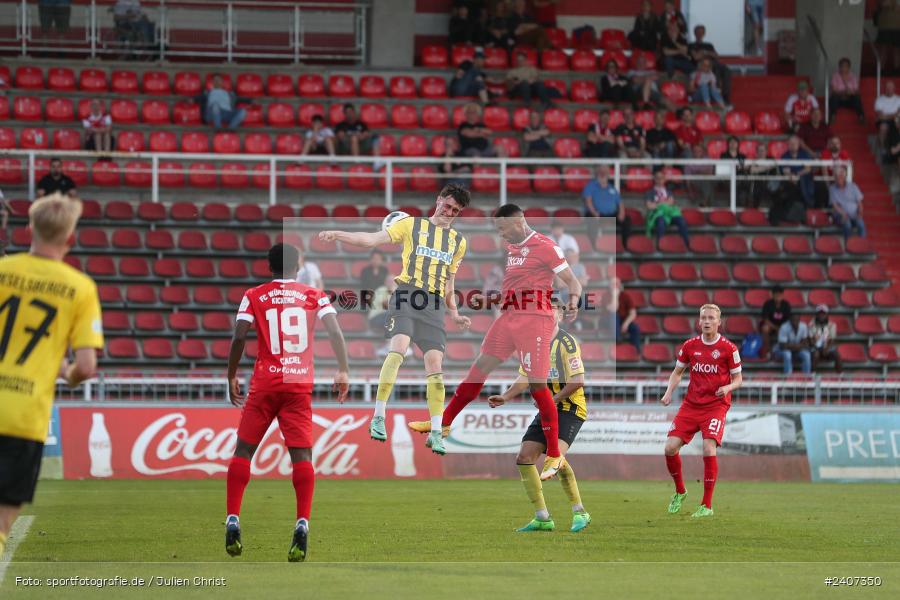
[{"left": 3, "top": 479, "right": 899, "bottom": 599}]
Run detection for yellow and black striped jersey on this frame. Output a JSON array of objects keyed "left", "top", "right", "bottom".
[
  {"left": 386, "top": 216, "right": 467, "bottom": 297},
  {"left": 519, "top": 328, "right": 587, "bottom": 420}
]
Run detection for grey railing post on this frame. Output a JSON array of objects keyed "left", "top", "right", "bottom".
[
  {"left": 27, "top": 151, "right": 35, "bottom": 199},
  {"left": 269, "top": 157, "right": 277, "bottom": 206},
  {"left": 499, "top": 159, "right": 507, "bottom": 206},
  {"left": 385, "top": 160, "right": 393, "bottom": 209},
  {"left": 151, "top": 155, "right": 159, "bottom": 203}
]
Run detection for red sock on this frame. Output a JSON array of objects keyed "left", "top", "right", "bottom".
[
  {"left": 702, "top": 455, "right": 718, "bottom": 508},
  {"left": 441, "top": 364, "right": 488, "bottom": 427},
  {"left": 226, "top": 456, "right": 251, "bottom": 516},
  {"left": 292, "top": 461, "right": 315, "bottom": 520},
  {"left": 665, "top": 453, "right": 686, "bottom": 494},
  {"left": 531, "top": 387, "right": 560, "bottom": 457}
]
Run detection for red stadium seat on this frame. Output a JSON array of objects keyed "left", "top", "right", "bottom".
[
  {"left": 708, "top": 209, "right": 737, "bottom": 227},
  {"left": 815, "top": 236, "right": 843, "bottom": 255},
  {"left": 643, "top": 343, "right": 673, "bottom": 363},
  {"left": 808, "top": 289, "right": 838, "bottom": 308},
  {"left": 869, "top": 343, "right": 898, "bottom": 363},
  {"left": 783, "top": 235, "right": 812, "bottom": 255},
  {"left": 661, "top": 81, "right": 687, "bottom": 104},
  {"left": 244, "top": 133, "right": 272, "bottom": 154},
  {"left": 108, "top": 338, "right": 139, "bottom": 359},
  {"left": 703, "top": 263, "right": 731, "bottom": 283},
  {"left": 181, "top": 132, "right": 210, "bottom": 153},
  {"left": 116, "top": 131, "right": 145, "bottom": 152},
  {"left": 751, "top": 235, "right": 780, "bottom": 255},
  {"left": 91, "top": 161, "right": 120, "bottom": 186},
  {"left": 562, "top": 167, "right": 590, "bottom": 194},
  {"left": 573, "top": 108, "right": 599, "bottom": 132},
  {"left": 422, "top": 104, "right": 450, "bottom": 129},
  {"left": 298, "top": 74, "right": 325, "bottom": 97},
  {"left": 733, "top": 263, "right": 762, "bottom": 283},
  {"left": 143, "top": 338, "right": 175, "bottom": 360},
  {"left": 669, "top": 262, "right": 698, "bottom": 281},
  {"left": 841, "top": 289, "right": 870, "bottom": 308},
  {"left": 174, "top": 71, "right": 201, "bottom": 95},
  {"left": 663, "top": 316, "right": 694, "bottom": 335},
  {"left": 855, "top": 315, "right": 884, "bottom": 335},
  {"left": 682, "top": 289, "right": 710, "bottom": 308},
  {"left": 420, "top": 75, "right": 448, "bottom": 99},
  {"left": 847, "top": 237, "right": 873, "bottom": 255},
  {"left": 389, "top": 75, "right": 416, "bottom": 98},
  {"left": 79, "top": 228, "right": 109, "bottom": 249},
  {"left": 705, "top": 138, "right": 727, "bottom": 158},
  {"left": 570, "top": 49, "right": 596, "bottom": 71},
  {"left": 47, "top": 67, "right": 76, "bottom": 91},
  {"left": 493, "top": 136, "right": 520, "bottom": 158},
  {"left": 599, "top": 28, "right": 628, "bottom": 50},
  {"left": 695, "top": 110, "right": 721, "bottom": 134},
  {"left": 185, "top": 258, "right": 215, "bottom": 279},
  {"left": 541, "top": 49, "right": 567, "bottom": 70},
  {"left": 837, "top": 343, "right": 867, "bottom": 364},
  {"left": 484, "top": 47, "right": 509, "bottom": 69},
  {"left": 274, "top": 133, "right": 303, "bottom": 155},
  {"left": 421, "top": 45, "right": 449, "bottom": 68},
  {"left": 533, "top": 166, "right": 561, "bottom": 193},
  {"left": 236, "top": 73, "right": 263, "bottom": 97},
  {"left": 711, "top": 288, "right": 741, "bottom": 308},
  {"left": 13, "top": 96, "right": 41, "bottom": 121},
  {"left": 44, "top": 97, "right": 73, "bottom": 123},
  {"left": 141, "top": 99, "right": 169, "bottom": 124},
  {"left": 266, "top": 73, "right": 294, "bottom": 96},
  {"left": 360, "top": 103, "right": 388, "bottom": 128},
  {"left": 0, "top": 128, "right": 12, "bottom": 149},
  {"left": 316, "top": 165, "right": 343, "bottom": 190},
  {"left": 149, "top": 131, "right": 177, "bottom": 152},
  {"left": 79, "top": 68, "right": 107, "bottom": 92},
  {"left": 724, "top": 110, "right": 752, "bottom": 135},
  {"left": 220, "top": 163, "right": 248, "bottom": 188},
  {"left": 765, "top": 264, "right": 793, "bottom": 282},
  {"left": 347, "top": 165, "right": 376, "bottom": 191},
  {"left": 641, "top": 265, "right": 668, "bottom": 284},
  {"left": 796, "top": 263, "right": 826, "bottom": 283},
  {"left": 186, "top": 162, "right": 215, "bottom": 188},
  {"left": 754, "top": 111, "right": 782, "bottom": 134},
  {"left": 267, "top": 102, "right": 295, "bottom": 127},
  {"left": 503, "top": 166, "right": 530, "bottom": 193},
  {"left": 553, "top": 137, "right": 581, "bottom": 158},
  {"left": 451, "top": 45, "right": 476, "bottom": 67},
  {"left": 109, "top": 98, "right": 137, "bottom": 124},
  {"left": 213, "top": 132, "right": 241, "bottom": 154},
  {"left": 409, "top": 166, "right": 437, "bottom": 192},
  {"left": 859, "top": 263, "right": 888, "bottom": 282},
  {"left": 105, "top": 201, "right": 135, "bottom": 221},
  {"left": 612, "top": 343, "right": 639, "bottom": 363},
  {"left": 624, "top": 167, "right": 653, "bottom": 193},
  {"left": 178, "top": 230, "right": 207, "bottom": 251},
  {"left": 15, "top": 66, "right": 44, "bottom": 89},
  {"left": 203, "top": 73, "right": 232, "bottom": 91},
  {"left": 874, "top": 289, "right": 899, "bottom": 307},
  {"left": 298, "top": 103, "right": 326, "bottom": 127},
  {"left": 119, "top": 256, "right": 149, "bottom": 278},
  {"left": 142, "top": 71, "right": 170, "bottom": 95},
  {"left": 738, "top": 139, "right": 758, "bottom": 157},
  {"left": 543, "top": 108, "right": 570, "bottom": 132},
  {"left": 767, "top": 139, "right": 789, "bottom": 158},
  {"left": 327, "top": 75, "right": 356, "bottom": 97},
  {"left": 173, "top": 101, "right": 201, "bottom": 125},
  {"left": 599, "top": 50, "right": 627, "bottom": 70},
  {"left": 399, "top": 134, "right": 427, "bottom": 157},
  {"left": 570, "top": 80, "right": 597, "bottom": 102},
  {"left": 284, "top": 164, "right": 312, "bottom": 189},
  {"left": 20, "top": 127, "right": 48, "bottom": 149}
]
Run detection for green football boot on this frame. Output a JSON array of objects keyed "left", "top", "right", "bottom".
[
  {"left": 691, "top": 505, "right": 714, "bottom": 518},
  {"left": 516, "top": 518, "right": 555, "bottom": 532},
  {"left": 369, "top": 416, "right": 387, "bottom": 442},
  {"left": 667, "top": 492, "right": 688, "bottom": 514},
  {"left": 425, "top": 430, "right": 446, "bottom": 455},
  {"left": 570, "top": 511, "right": 592, "bottom": 533}
]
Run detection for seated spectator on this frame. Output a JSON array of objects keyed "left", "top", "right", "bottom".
[
  {"left": 508, "top": 0, "right": 548, "bottom": 51},
  {"left": 722, "top": 136, "right": 749, "bottom": 203},
  {"left": 808, "top": 305, "right": 842, "bottom": 373},
  {"left": 746, "top": 0, "right": 765, "bottom": 54},
  {"left": 550, "top": 220, "right": 579, "bottom": 255},
  {"left": 874, "top": 80, "right": 900, "bottom": 148},
  {"left": 775, "top": 314, "right": 811, "bottom": 375},
  {"left": 798, "top": 108, "right": 832, "bottom": 156},
  {"left": 784, "top": 80, "right": 819, "bottom": 133},
  {"left": 36, "top": 157, "right": 77, "bottom": 198},
  {"left": 584, "top": 111, "right": 616, "bottom": 158},
  {"left": 448, "top": 4, "right": 476, "bottom": 45},
  {"left": 458, "top": 103, "right": 499, "bottom": 158},
  {"left": 615, "top": 107, "right": 647, "bottom": 158},
  {"left": 689, "top": 58, "right": 728, "bottom": 110},
  {"left": 628, "top": 0, "right": 660, "bottom": 51},
  {"left": 781, "top": 135, "right": 815, "bottom": 208},
  {"left": 660, "top": 21, "right": 695, "bottom": 77},
  {"left": 506, "top": 51, "right": 555, "bottom": 108},
  {"left": 829, "top": 167, "right": 866, "bottom": 240},
  {"left": 820, "top": 136, "right": 850, "bottom": 177},
  {"left": 684, "top": 144, "right": 716, "bottom": 207},
  {"left": 688, "top": 24, "right": 732, "bottom": 102},
  {"left": 522, "top": 110, "right": 553, "bottom": 158},
  {"left": 38, "top": 0, "right": 72, "bottom": 36},
  {"left": 112, "top": 0, "right": 156, "bottom": 55},
  {"left": 582, "top": 164, "right": 631, "bottom": 248},
  {"left": 675, "top": 107, "right": 701, "bottom": 158},
  {"left": 646, "top": 110, "right": 677, "bottom": 159},
  {"left": 599, "top": 60, "right": 632, "bottom": 104},
  {"left": 440, "top": 136, "right": 471, "bottom": 185},
  {"left": 644, "top": 170, "right": 690, "bottom": 247},
  {"left": 830, "top": 57, "right": 865, "bottom": 123},
  {"left": 759, "top": 285, "right": 792, "bottom": 359},
  {"left": 197, "top": 74, "right": 247, "bottom": 129},
  {"left": 602, "top": 277, "right": 641, "bottom": 351},
  {"left": 660, "top": 0, "right": 687, "bottom": 35},
  {"left": 749, "top": 143, "right": 780, "bottom": 209},
  {"left": 533, "top": 0, "right": 558, "bottom": 28},
  {"left": 295, "top": 248, "right": 323, "bottom": 289},
  {"left": 82, "top": 99, "right": 113, "bottom": 154},
  {"left": 334, "top": 104, "right": 373, "bottom": 156},
  {"left": 627, "top": 52, "right": 671, "bottom": 109},
  {"left": 302, "top": 115, "right": 336, "bottom": 157},
  {"left": 360, "top": 250, "right": 390, "bottom": 297},
  {"left": 449, "top": 51, "right": 491, "bottom": 105},
  {"left": 484, "top": 2, "right": 513, "bottom": 48}
]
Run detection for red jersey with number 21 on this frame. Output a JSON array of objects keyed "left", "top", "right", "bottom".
[
  {"left": 236, "top": 279, "right": 336, "bottom": 394},
  {"left": 675, "top": 334, "right": 742, "bottom": 407},
  {"left": 502, "top": 231, "right": 569, "bottom": 315}
]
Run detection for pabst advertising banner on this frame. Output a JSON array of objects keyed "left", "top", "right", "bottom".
[{"left": 58, "top": 407, "right": 442, "bottom": 480}]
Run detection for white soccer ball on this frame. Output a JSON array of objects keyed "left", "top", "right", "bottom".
[{"left": 382, "top": 210, "right": 411, "bottom": 231}]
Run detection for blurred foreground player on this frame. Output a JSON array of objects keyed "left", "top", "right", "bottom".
[
  {"left": 660, "top": 304, "right": 743, "bottom": 517},
  {"left": 0, "top": 193, "right": 103, "bottom": 555},
  {"left": 487, "top": 301, "right": 591, "bottom": 532},
  {"left": 225, "top": 243, "right": 349, "bottom": 562}
]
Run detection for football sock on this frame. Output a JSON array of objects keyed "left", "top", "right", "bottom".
[
  {"left": 374, "top": 351, "right": 405, "bottom": 417},
  {"left": 530, "top": 387, "right": 560, "bottom": 457},
  {"left": 292, "top": 460, "right": 315, "bottom": 520},
  {"left": 226, "top": 456, "right": 251, "bottom": 516},
  {"left": 441, "top": 364, "right": 488, "bottom": 427},
  {"left": 557, "top": 460, "right": 583, "bottom": 510},
  {"left": 0, "top": 531, "right": 6, "bottom": 555},
  {"left": 702, "top": 455, "right": 718, "bottom": 509},
  {"left": 517, "top": 463, "right": 548, "bottom": 519},
  {"left": 426, "top": 372, "right": 445, "bottom": 418},
  {"left": 665, "top": 453, "right": 686, "bottom": 494}
]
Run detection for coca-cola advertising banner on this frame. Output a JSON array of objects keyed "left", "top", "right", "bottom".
[{"left": 58, "top": 407, "right": 442, "bottom": 480}]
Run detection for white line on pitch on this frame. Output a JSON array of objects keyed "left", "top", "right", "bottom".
[{"left": 0, "top": 516, "right": 35, "bottom": 587}]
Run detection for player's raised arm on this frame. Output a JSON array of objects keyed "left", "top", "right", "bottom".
[
  {"left": 227, "top": 318, "right": 252, "bottom": 407},
  {"left": 660, "top": 364, "right": 686, "bottom": 406},
  {"left": 318, "top": 229, "right": 392, "bottom": 248},
  {"left": 322, "top": 312, "right": 350, "bottom": 403}
]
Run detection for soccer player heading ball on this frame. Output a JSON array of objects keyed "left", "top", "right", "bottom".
[
  {"left": 660, "top": 304, "right": 743, "bottom": 518},
  {"left": 318, "top": 184, "right": 471, "bottom": 455}
]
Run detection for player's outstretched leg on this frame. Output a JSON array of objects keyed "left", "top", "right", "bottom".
[
  {"left": 409, "top": 360, "right": 490, "bottom": 435},
  {"left": 371, "top": 351, "right": 405, "bottom": 441},
  {"left": 516, "top": 463, "right": 554, "bottom": 532},
  {"left": 531, "top": 386, "right": 562, "bottom": 480},
  {"left": 225, "top": 454, "right": 251, "bottom": 556},
  {"left": 664, "top": 437, "right": 688, "bottom": 514},
  {"left": 424, "top": 371, "right": 446, "bottom": 455},
  {"left": 289, "top": 455, "right": 315, "bottom": 561},
  {"left": 558, "top": 461, "right": 590, "bottom": 532}
]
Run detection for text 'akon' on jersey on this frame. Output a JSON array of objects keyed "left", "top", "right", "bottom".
[{"left": 675, "top": 334, "right": 742, "bottom": 407}]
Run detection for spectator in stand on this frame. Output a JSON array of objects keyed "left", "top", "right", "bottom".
[
  {"left": 449, "top": 4, "right": 476, "bottom": 45},
  {"left": 661, "top": 20, "right": 694, "bottom": 78},
  {"left": 875, "top": 80, "right": 900, "bottom": 149},
  {"left": 36, "top": 158, "right": 77, "bottom": 198},
  {"left": 449, "top": 50, "right": 491, "bottom": 105},
  {"left": 809, "top": 305, "right": 842, "bottom": 373},
  {"left": 603, "top": 277, "right": 641, "bottom": 351},
  {"left": 688, "top": 25, "right": 732, "bottom": 102},
  {"left": 615, "top": 107, "right": 647, "bottom": 158},
  {"left": 660, "top": 0, "right": 687, "bottom": 35},
  {"left": 112, "top": 0, "right": 156, "bottom": 54},
  {"left": 334, "top": 104, "right": 373, "bottom": 157},
  {"left": 360, "top": 250, "right": 390, "bottom": 296},
  {"left": 675, "top": 107, "right": 701, "bottom": 158},
  {"left": 583, "top": 164, "right": 630, "bottom": 249},
  {"left": 549, "top": 220, "right": 580, "bottom": 255},
  {"left": 874, "top": 0, "right": 900, "bottom": 74},
  {"left": 508, "top": 0, "right": 549, "bottom": 51},
  {"left": 302, "top": 115, "right": 336, "bottom": 157},
  {"left": 506, "top": 50, "right": 554, "bottom": 108},
  {"left": 522, "top": 110, "right": 553, "bottom": 158},
  {"left": 646, "top": 110, "right": 677, "bottom": 159},
  {"left": 887, "top": 112, "right": 900, "bottom": 168},
  {"left": 533, "top": 0, "right": 558, "bottom": 28},
  {"left": 685, "top": 144, "right": 716, "bottom": 207},
  {"left": 295, "top": 248, "right": 323, "bottom": 289},
  {"left": 781, "top": 135, "right": 815, "bottom": 208},
  {"left": 798, "top": 108, "right": 832, "bottom": 156},
  {"left": 759, "top": 285, "right": 792, "bottom": 359},
  {"left": 723, "top": 136, "right": 749, "bottom": 203},
  {"left": 821, "top": 136, "right": 850, "bottom": 178},
  {"left": 599, "top": 60, "right": 632, "bottom": 104},
  {"left": 689, "top": 58, "right": 729, "bottom": 110},
  {"left": 584, "top": 112, "right": 616, "bottom": 158},
  {"left": 746, "top": 0, "right": 765, "bottom": 54},
  {"left": 645, "top": 170, "right": 690, "bottom": 248},
  {"left": 197, "top": 75, "right": 247, "bottom": 129},
  {"left": 82, "top": 99, "right": 113, "bottom": 154},
  {"left": 484, "top": 2, "right": 513, "bottom": 49},
  {"left": 628, "top": 0, "right": 660, "bottom": 52},
  {"left": 440, "top": 136, "right": 471, "bottom": 185},
  {"left": 784, "top": 80, "right": 819, "bottom": 133},
  {"left": 830, "top": 57, "right": 865, "bottom": 123},
  {"left": 38, "top": 0, "right": 72, "bottom": 36},
  {"left": 458, "top": 102, "right": 500, "bottom": 158},
  {"left": 829, "top": 167, "right": 866, "bottom": 240},
  {"left": 749, "top": 143, "right": 779, "bottom": 209},
  {"left": 627, "top": 52, "right": 672, "bottom": 109},
  {"left": 775, "top": 314, "right": 811, "bottom": 375}
]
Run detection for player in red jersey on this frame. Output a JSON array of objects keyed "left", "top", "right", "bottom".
[
  {"left": 660, "top": 304, "right": 743, "bottom": 518},
  {"left": 408, "top": 204, "right": 583, "bottom": 480},
  {"left": 225, "top": 243, "right": 349, "bottom": 562}
]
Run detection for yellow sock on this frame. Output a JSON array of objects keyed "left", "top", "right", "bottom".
[
  {"left": 0, "top": 531, "right": 6, "bottom": 555},
  {"left": 517, "top": 464, "right": 547, "bottom": 516},
  {"left": 425, "top": 373, "right": 445, "bottom": 417},
  {"left": 376, "top": 351, "right": 404, "bottom": 403},
  {"left": 558, "top": 461, "right": 584, "bottom": 510}
]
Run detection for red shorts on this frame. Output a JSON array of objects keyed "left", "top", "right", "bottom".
[
  {"left": 668, "top": 402, "right": 729, "bottom": 446},
  {"left": 481, "top": 311, "right": 556, "bottom": 379},
  {"left": 237, "top": 390, "right": 313, "bottom": 448}
]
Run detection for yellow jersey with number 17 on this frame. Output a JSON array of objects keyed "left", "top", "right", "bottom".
[{"left": 0, "top": 254, "right": 104, "bottom": 442}]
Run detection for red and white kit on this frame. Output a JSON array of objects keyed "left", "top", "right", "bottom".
[
  {"left": 82, "top": 112, "right": 111, "bottom": 129},
  {"left": 669, "top": 334, "right": 742, "bottom": 445}
]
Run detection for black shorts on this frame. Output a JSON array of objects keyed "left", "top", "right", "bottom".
[
  {"left": 522, "top": 409, "right": 584, "bottom": 448},
  {"left": 0, "top": 434, "right": 44, "bottom": 506},
  {"left": 384, "top": 285, "right": 446, "bottom": 354}
]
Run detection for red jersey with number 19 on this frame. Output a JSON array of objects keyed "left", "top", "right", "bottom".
[
  {"left": 675, "top": 334, "right": 742, "bottom": 407},
  {"left": 236, "top": 279, "right": 336, "bottom": 394}
]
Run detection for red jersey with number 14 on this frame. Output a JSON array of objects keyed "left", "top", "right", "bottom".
[
  {"left": 236, "top": 279, "right": 336, "bottom": 394},
  {"left": 501, "top": 231, "right": 569, "bottom": 314},
  {"left": 675, "top": 334, "right": 742, "bottom": 407}
]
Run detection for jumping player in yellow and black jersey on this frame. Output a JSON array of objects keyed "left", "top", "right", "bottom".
[
  {"left": 318, "top": 184, "right": 471, "bottom": 455},
  {"left": 0, "top": 193, "right": 104, "bottom": 557},
  {"left": 487, "top": 301, "right": 591, "bottom": 533}
]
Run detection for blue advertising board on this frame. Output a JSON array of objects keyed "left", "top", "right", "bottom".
[{"left": 802, "top": 412, "right": 900, "bottom": 482}]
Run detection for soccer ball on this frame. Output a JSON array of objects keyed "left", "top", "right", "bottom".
[{"left": 382, "top": 210, "right": 410, "bottom": 231}]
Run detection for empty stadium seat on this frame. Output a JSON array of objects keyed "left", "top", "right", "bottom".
[
  {"left": 298, "top": 74, "right": 325, "bottom": 96},
  {"left": 141, "top": 71, "right": 170, "bottom": 95},
  {"left": 421, "top": 45, "right": 449, "bottom": 68},
  {"left": 328, "top": 75, "right": 355, "bottom": 97},
  {"left": 569, "top": 80, "right": 597, "bottom": 102},
  {"left": 754, "top": 111, "right": 782, "bottom": 134},
  {"left": 267, "top": 73, "right": 294, "bottom": 96},
  {"left": 173, "top": 101, "right": 201, "bottom": 124},
  {"left": 236, "top": 73, "right": 263, "bottom": 97},
  {"left": 267, "top": 102, "right": 295, "bottom": 127},
  {"left": 13, "top": 96, "right": 41, "bottom": 121},
  {"left": 181, "top": 132, "right": 210, "bottom": 153}
]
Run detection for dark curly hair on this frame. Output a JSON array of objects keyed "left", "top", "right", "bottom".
[{"left": 438, "top": 183, "right": 471, "bottom": 208}]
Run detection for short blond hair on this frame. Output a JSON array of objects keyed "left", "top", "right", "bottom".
[
  {"left": 29, "top": 193, "right": 82, "bottom": 245},
  {"left": 699, "top": 303, "right": 722, "bottom": 317}
]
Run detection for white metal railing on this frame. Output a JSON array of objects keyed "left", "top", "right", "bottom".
[
  {"left": 0, "top": 0, "right": 369, "bottom": 63},
  {"left": 0, "top": 149, "right": 853, "bottom": 213},
  {"left": 806, "top": 15, "right": 832, "bottom": 125}
]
